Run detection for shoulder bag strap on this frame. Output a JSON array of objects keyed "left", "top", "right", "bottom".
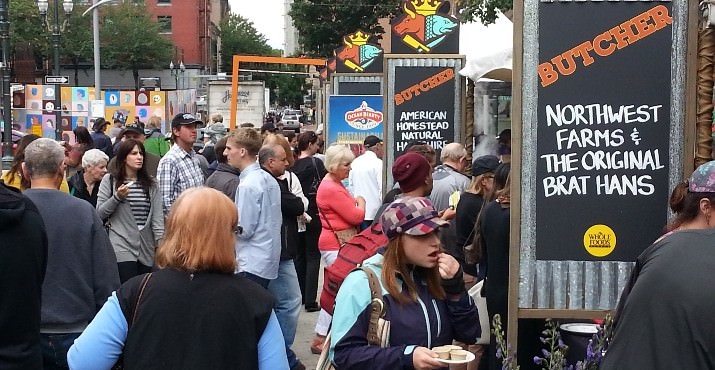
[
  {"left": 360, "top": 267, "right": 384, "bottom": 346},
  {"left": 128, "top": 272, "right": 152, "bottom": 327},
  {"left": 317, "top": 203, "right": 343, "bottom": 245}
]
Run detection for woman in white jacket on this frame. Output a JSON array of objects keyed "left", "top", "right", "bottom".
[{"left": 97, "top": 139, "right": 164, "bottom": 283}]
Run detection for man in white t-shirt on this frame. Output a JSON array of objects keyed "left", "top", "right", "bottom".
[{"left": 348, "top": 135, "right": 384, "bottom": 230}]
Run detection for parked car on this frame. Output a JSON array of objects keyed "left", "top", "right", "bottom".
[{"left": 280, "top": 114, "right": 302, "bottom": 133}]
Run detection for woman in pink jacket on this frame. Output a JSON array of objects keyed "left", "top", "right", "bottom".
[
  {"left": 312, "top": 143, "right": 366, "bottom": 353},
  {"left": 316, "top": 144, "right": 366, "bottom": 262}
]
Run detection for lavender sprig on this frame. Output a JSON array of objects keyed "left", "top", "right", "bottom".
[{"left": 492, "top": 314, "right": 520, "bottom": 370}]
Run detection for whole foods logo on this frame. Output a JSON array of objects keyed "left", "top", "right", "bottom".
[
  {"left": 345, "top": 101, "right": 383, "bottom": 130},
  {"left": 392, "top": 0, "right": 458, "bottom": 53},
  {"left": 583, "top": 224, "right": 617, "bottom": 257}
]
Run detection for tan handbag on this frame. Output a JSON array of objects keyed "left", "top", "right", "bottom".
[{"left": 315, "top": 267, "right": 389, "bottom": 370}]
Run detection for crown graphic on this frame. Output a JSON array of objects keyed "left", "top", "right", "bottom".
[
  {"left": 347, "top": 31, "right": 370, "bottom": 46},
  {"left": 410, "top": 0, "right": 442, "bottom": 15}
]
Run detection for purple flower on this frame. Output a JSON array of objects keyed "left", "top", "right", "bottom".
[
  {"left": 496, "top": 347, "right": 503, "bottom": 359},
  {"left": 533, "top": 356, "right": 544, "bottom": 365}
]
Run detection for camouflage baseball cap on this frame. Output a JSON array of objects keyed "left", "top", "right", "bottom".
[
  {"left": 380, "top": 197, "right": 448, "bottom": 240},
  {"left": 689, "top": 160, "right": 715, "bottom": 193}
]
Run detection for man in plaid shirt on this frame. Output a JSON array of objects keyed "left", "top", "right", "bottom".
[{"left": 157, "top": 113, "right": 205, "bottom": 216}]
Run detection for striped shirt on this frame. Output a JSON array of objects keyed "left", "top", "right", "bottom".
[{"left": 126, "top": 182, "right": 151, "bottom": 227}]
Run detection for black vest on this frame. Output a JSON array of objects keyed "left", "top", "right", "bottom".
[{"left": 118, "top": 269, "right": 275, "bottom": 369}]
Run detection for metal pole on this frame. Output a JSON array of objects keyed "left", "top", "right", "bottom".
[
  {"left": 52, "top": 0, "right": 61, "bottom": 140},
  {"left": 0, "top": 0, "right": 11, "bottom": 170},
  {"left": 93, "top": 0, "right": 100, "bottom": 95}
]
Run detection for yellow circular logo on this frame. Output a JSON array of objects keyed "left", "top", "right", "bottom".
[{"left": 583, "top": 224, "right": 616, "bottom": 257}]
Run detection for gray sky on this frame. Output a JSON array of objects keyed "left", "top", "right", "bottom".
[{"left": 229, "top": 0, "right": 285, "bottom": 50}]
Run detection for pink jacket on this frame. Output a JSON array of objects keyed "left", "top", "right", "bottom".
[{"left": 316, "top": 177, "right": 365, "bottom": 251}]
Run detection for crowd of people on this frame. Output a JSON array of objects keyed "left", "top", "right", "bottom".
[{"left": 25, "top": 108, "right": 714, "bottom": 370}]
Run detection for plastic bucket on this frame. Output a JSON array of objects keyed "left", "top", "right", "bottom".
[{"left": 559, "top": 323, "right": 599, "bottom": 366}]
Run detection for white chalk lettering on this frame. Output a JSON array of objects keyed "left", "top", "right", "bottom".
[
  {"left": 545, "top": 104, "right": 663, "bottom": 126},
  {"left": 581, "top": 149, "right": 664, "bottom": 171},
  {"left": 396, "top": 121, "right": 450, "bottom": 131},
  {"left": 399, "top": 111, "right": 448, "bottom": 121},
  {"left": 543, "top": 175, "right": 590, "bottom": 197},
  {"left": 556, "top": 128, "right": 624, "bottom": 150},
  {"left": 540, "top": 153, "right": 579, "bottom": 173},
  {"left": 595, "top": 174, "right": 655, "bottom": 195}
]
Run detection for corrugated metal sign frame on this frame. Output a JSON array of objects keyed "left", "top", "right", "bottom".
[
  {"left": 517, "top": 0, "right": 688, "bottom": 311},
  {"left": 383, "top": 55, "right": 466, "bottom": 188},
  {"left": 330, "top": 73, "right": 384, "bottom": 95}
]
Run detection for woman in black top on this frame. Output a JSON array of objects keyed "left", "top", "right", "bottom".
[
  {"left": 455, "top": 155, "right": 499, "bottom": 281},
  {"left": 291, "top": 130, "right": 327, "bottom": 314},
  {"left": 478, "top": 163, "right": 511, "bottom": 370}
]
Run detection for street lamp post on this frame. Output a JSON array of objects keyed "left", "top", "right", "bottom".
[
  {"left": 37, "top": 0, "right": 73, "bottom": 141},
  {"left": 82, "top": 0, "right": 119, "bottom": 96},
  {"left": 0, "top": 0, "right": 11, "bottom": 170},
  {"left": 169, "top": 60, "right": 185, "bottom": 90}
]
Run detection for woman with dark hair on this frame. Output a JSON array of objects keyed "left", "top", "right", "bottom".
[
  {"left": 600, "top": 160, "right": 715, "bottom": 370},
  {"left": 73, "top": 126, "right": 94, "bottom": 149},
  {"left": 1, "top": 134, "right": 71, "bottom": 193},
  {"left": 292, "top": 130, "right": 327, "bottom": 314},
  {"left": 477, "top": 162, "right": 510, "bottom": 370},
  {"left": 97, "top": 139, "right": 163, "bottom": 283},
  {"left": 330, "top": 196, "right": 480, "bottom": 369},
  {"left": 67, "top": 187, "right": 288, "bottom": 369}
]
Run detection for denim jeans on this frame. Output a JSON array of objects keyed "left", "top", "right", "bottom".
[
  {"left": 41, "top": 332, "right": 81, "bottom": 370},
  {"left": 238, "top": 271, "right": 271, "bottom": 289},
  {"left": 268, "top": 260, "right": 303, "bottom": 369}
]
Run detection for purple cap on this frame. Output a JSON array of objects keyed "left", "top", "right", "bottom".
[
  {"left": 380, "top": 197, "right": 448, "bottom": 240},
  {"left": 689, "top": 160, "right": 715, "bottom": 193}
]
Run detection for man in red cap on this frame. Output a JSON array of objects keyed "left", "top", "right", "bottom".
[{"left": 373, "top": 152, "right": 435, "bottom": 223}]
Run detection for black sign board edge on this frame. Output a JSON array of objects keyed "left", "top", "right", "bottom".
[
  {"left": 382, "top": 54, "right": 467, "bottom": 197},
  {"left": 329, "top": 73, "right": 384, "bottom": 95}
]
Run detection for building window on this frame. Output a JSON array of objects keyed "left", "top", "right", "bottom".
[
  {"left": 158, "top": 16, "right": 172, "bottom": 34},
  {"left": 157, "top": 0, "right": 171, "bottom": 4}
]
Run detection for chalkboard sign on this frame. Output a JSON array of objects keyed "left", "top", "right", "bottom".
[
  {"left": 392, "top": 66, "right": 456, "bottom": 161},
  {"left": 536, "top": 1, "right": 673, "bottom": 261}
]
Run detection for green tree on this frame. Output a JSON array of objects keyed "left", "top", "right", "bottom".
[
  {"left": 9, "top": 0, "right": 50, "bottom": 68},
  {"left": 289, "top": 0, "right": 401, "bottom": 57},
  {"left": 218, "top": 13, "right": 275, "bottom": 72},
  {"left": 456, "top": 0, "right": 512, "bottom": 25},
  {"left": 100, "top": 2, "right": 173, "bottom": 90},
  {"left": 61, "top": 4, "right": 93, "bottom": 86}
]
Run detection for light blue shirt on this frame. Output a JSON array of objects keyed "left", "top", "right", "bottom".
[
  {"left": 67, "top": 292, "right": 289, "bottom": 370},
  {"left": 235, "top": 162, "right": 282, "bottom": 279}
]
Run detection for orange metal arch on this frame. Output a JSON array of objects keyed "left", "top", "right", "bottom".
[{"left": 230, "top": 55, "right": 327, "bottom": 129}]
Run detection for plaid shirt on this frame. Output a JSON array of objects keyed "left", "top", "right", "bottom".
[{"left": 157, "top": 144, "right": 204, "bottom": 216}]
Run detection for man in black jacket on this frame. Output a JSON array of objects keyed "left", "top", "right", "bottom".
[
  {"left": 0, "top": 181, "right": 48, "bottom": 369},
  {"left": 260, "top": 143, "right": 307, "bottom": 370}
]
